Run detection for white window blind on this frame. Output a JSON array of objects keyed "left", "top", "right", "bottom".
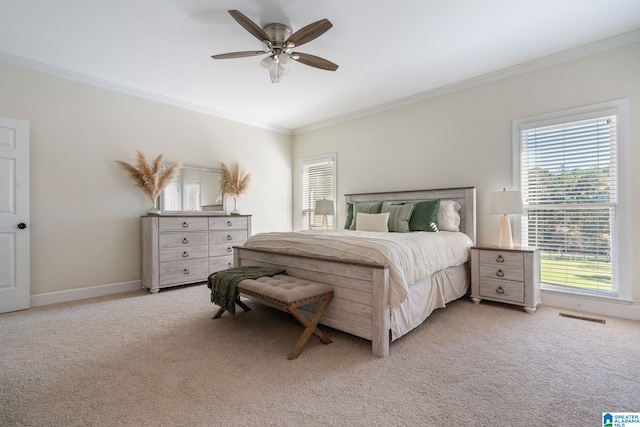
[
  {"left": 520, "top": 115, "right": 618, "bottom": 295},
  {"left": 301, "top": 154, "right": 336, "bottom": 230}
]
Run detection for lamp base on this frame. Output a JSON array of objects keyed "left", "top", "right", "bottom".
[
  {"left": 498, "top": 215, "right": 514, "bottom": 249},
  {"left": 322, "top": 215, "right": 328, "bottom": 230}
]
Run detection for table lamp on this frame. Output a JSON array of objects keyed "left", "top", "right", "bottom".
[
  {"left": 314, "top": 199, "right": 335, "bottom": 230},
  {"left": 490, "top": 189, "right": 524, "bottom": 249}
]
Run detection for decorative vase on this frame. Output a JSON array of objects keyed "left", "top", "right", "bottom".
[
  {"left": 147, "top": 197, "right": 161, "bottom": 215},
  {"left": 230, "top": 196, "right": 240, "bottom": 215}
]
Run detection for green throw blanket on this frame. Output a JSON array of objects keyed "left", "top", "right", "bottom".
[{"left": 208, "top": 266, "right": 286, "bottom": 314}]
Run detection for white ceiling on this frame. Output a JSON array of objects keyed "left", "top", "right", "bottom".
[{"left": 1, "top": 0, "right": 640, "bottom": 132}]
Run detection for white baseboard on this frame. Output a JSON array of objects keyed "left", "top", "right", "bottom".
[
  {"left": 542, "top": 290, "right": 640, "bottom": 321},
  {"left": 30, "top": 280, "right": 142, "bottom": 307}
]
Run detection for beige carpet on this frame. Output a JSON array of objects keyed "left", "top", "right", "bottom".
[{"left": 1, "top": 284, "right": 639, "bottom": 426}]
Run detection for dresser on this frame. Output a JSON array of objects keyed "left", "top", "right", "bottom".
[
  {"left": 470, "top": 245, "right": 541, "bottom": 313},
  {"left": 141, "top": 214, "right": 251, "bottom": 293}
]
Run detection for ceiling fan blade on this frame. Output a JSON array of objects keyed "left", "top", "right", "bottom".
[
  {"left": 292, "top": 52, "right": 338, "bottom": 71},
  {"left": 285, "top": 19, "right": 332, "bottom": 47},
  {"left": 212, "top": 51, "right": 267, "bottom": 60},
  {"left": 228, "top": 10, "right": 270, "bottom": 43}
]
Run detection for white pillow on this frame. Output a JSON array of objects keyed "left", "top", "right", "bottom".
[
  {"left": 438, "top": 200, "right": 461, "bottom": 231},
  {"left": 356, "top": 212, "right": 390, "bottom": 232}
]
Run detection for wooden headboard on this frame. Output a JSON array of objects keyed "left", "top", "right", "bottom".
[{"left": 344, "top": 187, "right": 476, "bottom": 244}]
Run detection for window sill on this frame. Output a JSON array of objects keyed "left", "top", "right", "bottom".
[{"left": 542, "top": 286, "right": 634, "bottom": 305}]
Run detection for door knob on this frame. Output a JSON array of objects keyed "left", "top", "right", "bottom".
[{"left": 18, "top": 223, "right": 27, "bottom": 229}]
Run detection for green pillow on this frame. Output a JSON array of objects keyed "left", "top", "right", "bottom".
[
  {"left": 409, "top": 199, "right": 440, "bottom": 232},
  {"left": 349, "top": 201, "right": 383, "bottom": 230},
  {"left": 344, "top": 203, "right": 354, "bottom": 229},
  {"left": 381, "top": 202, "right": 415, "bottom": 233}
]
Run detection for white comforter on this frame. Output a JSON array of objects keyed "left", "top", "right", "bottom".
[{"left": 243, "top": 230, "right": 473, "bottom": 309}]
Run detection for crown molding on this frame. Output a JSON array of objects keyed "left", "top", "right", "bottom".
[
  {"left": 0, "top": 52, "right": 293, "bottom": 135},
  {"left": 293, "top": 29, "right": 640, "bottom": 135}
]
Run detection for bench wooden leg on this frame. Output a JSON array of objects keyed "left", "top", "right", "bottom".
[
  {"left": 286, "top": 293, "right": 333, "bottom": 360},
  {"left": 212, "top": 296, "right": 252, "bottom": 319}
]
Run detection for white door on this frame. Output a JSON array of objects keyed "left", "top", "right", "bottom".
[{"left": 0, "top": 116, "right": 30, "bottom": 313}]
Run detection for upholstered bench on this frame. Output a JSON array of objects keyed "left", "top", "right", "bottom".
[{"left": 213, "top": 275, "right": 334, "bottom": 360}]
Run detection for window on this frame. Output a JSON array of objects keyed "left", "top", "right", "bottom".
[
  {"left": 513, "top": 100, "right": 628, "bottom": 298},
  {"left": 300, "top": 153, "right": 336, "bottom": 230},
  {"left": 183, "top": 180, "right": 201, "bottom": 211}
]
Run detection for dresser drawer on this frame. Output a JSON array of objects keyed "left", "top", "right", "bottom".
[
  {"left": 159, "top": 217, "right": 208, "bottom": 232},
  {"left": 209, "top": 230, "right": 248, "bottom": 245},
  {"left": 159, "top": 232, "right": 209, "bottom": 248},
  {"left": 479, "top": 277, "right": 525, "bottom": 304},
  {"left": 159, "top": 245, "right": 209, "bottom": 262},
  {"left": 209, "top": 243, "right": 235, "bottom": 257},
  {"left": 209, "top": 216, "right": 248, "bottom": 230},
  {"left": 479, "top": 264, "right": 524, "bottom": 282},
  {"left": 479, "top": 250, "right": 523, "bottom": 268},
  {"left": 159, "top": 258, "right": 209, "bottom": 286},
  {"left": 210, "top": 255, "right": 234, "bottom": 273}
]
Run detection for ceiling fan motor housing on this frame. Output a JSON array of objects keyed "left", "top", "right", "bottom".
[{"left": 263, "top": 23, "right": 292, "bottom": 46}]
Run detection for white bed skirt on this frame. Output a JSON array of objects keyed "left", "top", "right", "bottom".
[{"left": 391, "top": 263, "right": 469, "bottom": 340}]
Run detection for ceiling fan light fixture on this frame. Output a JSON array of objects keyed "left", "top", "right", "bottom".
[
  {"left": 213, "top": 10, "right": 338, "bottom": 84},
  {"left": 279, "top": 53, "right": 292, "bottom": 68},
  {"left": 260, "top": 56, "right": 274, "bottom": 69},
  {"left": 259, "top": 55, "right": 281, "bottom": 83}
]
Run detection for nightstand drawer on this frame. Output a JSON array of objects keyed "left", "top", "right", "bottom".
[
  {"left": 479, "top": 264, "right": 524, "bottom": 282},
  {"left": 479, "top": 250, "right": 523, "bottom": 268},
  {"left": 479, "top": 277, "right": 525, "bottom": 304}
]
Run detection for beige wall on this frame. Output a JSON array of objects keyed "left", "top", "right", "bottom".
[
  {"left": 0, "top": 62, "right": 293, "bottom": 296},
  {"left": 1, "top": 41, "right": 637, "bottom": 316},
  {"left": 293, "top": 42, "right": 640, "bottom": 316}
]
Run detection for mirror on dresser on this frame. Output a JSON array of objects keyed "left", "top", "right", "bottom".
[{"left": 159, "top": 164, "right": 225, "bottom": 213}]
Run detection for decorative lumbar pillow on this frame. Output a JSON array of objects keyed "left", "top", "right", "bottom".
[
  {"left": 349, "top": 201, "right": 383, "bottom": 230},
  {"left": 409, "top": 199, "right": 440, "bottom": 232},
  {"left": 381, "top": 201, "right": 415, "bottom": 233},
  {"left": 356, "top": 212, "right": 390, "bottom": 232},
  {"left": 344, "top": 203, "right": 354, "bottom": 229},
  {"left": 438, "top": 200, "right": 461, "bottom": 231}
]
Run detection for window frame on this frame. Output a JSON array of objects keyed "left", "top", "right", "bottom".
[
  {"left": 299, "top": 153, "right": 337, "bottom": 231},
  {"left": 512, "top": 99, "right": 630, "bottom": 301}
]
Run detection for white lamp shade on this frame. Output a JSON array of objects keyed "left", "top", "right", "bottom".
[
  {"left": 314, "top": 199, "right": 335, "bottom": 216},
  {"left": 490, "top": 190, "right": 524, "bottom": 215}
]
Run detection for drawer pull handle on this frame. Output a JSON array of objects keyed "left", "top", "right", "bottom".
[
  {"left": 496, "top": 255, "right": 505, "bottom": 263},
  {"left": 182, "top": 221, "right": 189, "bottom": 228},
  {"left": 496, "top": 269, "right": 504, "bottom": 277},
  {"left": 227, "top": 247, "right": 232, "bottom": 253},
  {"left": 183, "top": 251, "right": 189, "bottom": 258},
  {"left": 182, "top": 238, "right": 189, "bottom": 244},
  {"left": 496, "top": 286, "right": 505, "bottom": 294},
  {"left": 227, "top": 221, "right": 232, "bottom": 226},
  {"left": 183, "top": 268, "right": 190, "bottom": 275},
  {"left": 227, "top": 235, "right": 232, "bottom": 241},
  {"left": 228, "top": 262, "right": 232, "bottom": 267}
]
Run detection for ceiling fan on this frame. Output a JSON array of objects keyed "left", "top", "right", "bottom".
[{"left": 212, "top": 10, "right": 339, "bottom": 83}]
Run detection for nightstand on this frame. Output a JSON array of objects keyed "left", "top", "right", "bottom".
[{"left": 470, "top": 245, "right": 541, "bottom": 313}]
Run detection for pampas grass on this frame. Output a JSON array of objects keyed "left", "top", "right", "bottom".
[
  {"left": 220, "top": 162, "right": 251, "bottom": 199},
  {"left": 220, "top": 162, "right": 251, "bottom": 214},
  {"left": 116, "top": 151, "right": 182, "bottom": 203}
]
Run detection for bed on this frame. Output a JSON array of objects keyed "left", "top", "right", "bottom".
[{"left": 234, "top": 187, "right": 476, "bottom": 357}]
